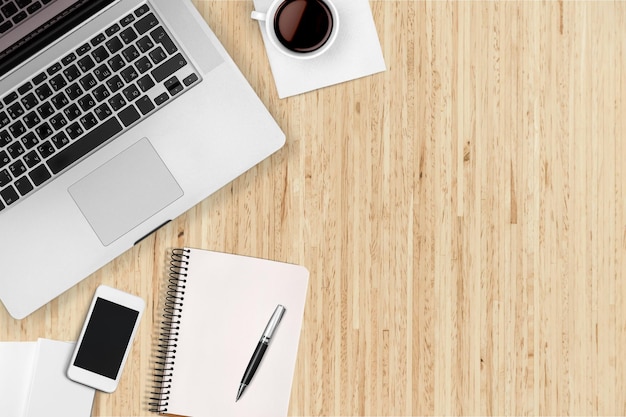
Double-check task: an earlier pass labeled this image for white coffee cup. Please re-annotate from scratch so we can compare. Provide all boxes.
[251,0,340,60]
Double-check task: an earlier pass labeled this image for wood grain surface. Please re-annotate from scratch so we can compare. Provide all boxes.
[2,1,625,415]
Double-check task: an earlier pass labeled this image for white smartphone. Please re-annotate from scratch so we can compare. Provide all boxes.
[67,285,145,393]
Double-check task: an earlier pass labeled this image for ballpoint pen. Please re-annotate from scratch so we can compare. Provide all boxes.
[236,304,286,402]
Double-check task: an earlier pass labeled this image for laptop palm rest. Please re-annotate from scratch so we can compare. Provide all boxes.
[68,138,183,246]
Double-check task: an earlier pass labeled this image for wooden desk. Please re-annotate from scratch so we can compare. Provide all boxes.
[2,1,625,415]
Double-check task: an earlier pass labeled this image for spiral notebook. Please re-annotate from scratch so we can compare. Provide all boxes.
[150,248,309,417]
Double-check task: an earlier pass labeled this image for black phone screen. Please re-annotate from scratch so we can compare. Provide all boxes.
[73,297,139,379]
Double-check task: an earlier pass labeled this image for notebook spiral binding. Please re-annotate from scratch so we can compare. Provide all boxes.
[148,248,190,413]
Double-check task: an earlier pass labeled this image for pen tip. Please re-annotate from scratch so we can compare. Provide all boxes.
[236,384,245,402]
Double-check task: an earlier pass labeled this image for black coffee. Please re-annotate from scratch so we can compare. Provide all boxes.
[274,0,333,53]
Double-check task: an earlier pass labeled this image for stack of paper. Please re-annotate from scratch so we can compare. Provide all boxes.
[0,338,95,417]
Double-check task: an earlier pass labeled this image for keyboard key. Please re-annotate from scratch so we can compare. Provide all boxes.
[0,130,11,147]
[35,122,53,140]
[79,73,97,91]
[0,169,11,187]
[35,84,53,101]
[93,64,112,82]
[150,27,177,54]
[136,35,154,53]
[7,102,24,119]
[17,82,33,95]
[49,74,67,91]
[164,76,183,96]
[136,74,155,92]
[29,164,52,186]
[93,85,110,102]
[0,150,8,168]
[51,132,69,149]
[47,117,123,174]
[12,11,28,24]
[66,122,84,139]
[90,33,106,46]
[9,160,26,177]
[149,46,167,64]
[26,2,42,14]
[105,36,124,54]
[2,91,18,106]
[134,13,159,35]
[0,185,19,206]
[122,84,140,102]
[106,75,124,93]
[118,105,140,127]
[136,95,155,115]
[8,120,26,138]
[62,52,77,65]
[119,27,138,44]
[120,66,138,83]
[76,43,91,56]
[120,13,135,27]
[32,72,47,85]
[105,23,120,37]
[151,53,187,83]
[36,102,55,119]
[121,45,139,63]
[77,55,95,72]
[51,92,69,110]
[94,103,112,121]
[46,62,62,75]
[21,93,39,110]
[23,150,41,168]
[63,103,81,121]
[63,64,81,82]
[1,3,18,19]
[14,176,33,196]
[80,112,98,131]
[50,113,67,130]
[65,83,83,100]
[0,18,14,34]
[0,111,9,128]
[154,92,168,106]
[135,56,152,73]
[134,4,150,17]
[37,141,55,159]
[183,73,199,86]
[7,141,24,159]
[23,111,41,128]
[108,93,126,111]
[92,45,109,63]
[20,132,39,149]
[108,54,126,72]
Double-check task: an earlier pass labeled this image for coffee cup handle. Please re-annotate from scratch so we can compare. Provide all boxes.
[250,10,267,21]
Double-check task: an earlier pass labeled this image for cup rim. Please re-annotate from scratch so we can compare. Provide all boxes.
[260,0,340,60]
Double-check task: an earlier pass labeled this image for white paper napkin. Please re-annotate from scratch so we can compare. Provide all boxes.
[252,0,386,98]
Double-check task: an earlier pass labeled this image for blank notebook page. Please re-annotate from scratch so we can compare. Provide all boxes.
[166,248,309,417]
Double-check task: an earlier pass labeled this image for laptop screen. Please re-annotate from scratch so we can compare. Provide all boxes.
[0,0,117,77]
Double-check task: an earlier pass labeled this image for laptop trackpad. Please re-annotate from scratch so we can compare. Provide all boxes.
[68,138,183,246]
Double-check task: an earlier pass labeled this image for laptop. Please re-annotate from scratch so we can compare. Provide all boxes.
[0,0,285,319]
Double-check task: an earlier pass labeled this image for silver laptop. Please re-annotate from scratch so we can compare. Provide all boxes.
[0,0,285,319]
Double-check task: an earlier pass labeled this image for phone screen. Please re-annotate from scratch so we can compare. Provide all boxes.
[73,297,139,379]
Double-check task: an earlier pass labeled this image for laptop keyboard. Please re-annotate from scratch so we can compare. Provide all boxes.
[0,3,200,212]
[0,0,54,35]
